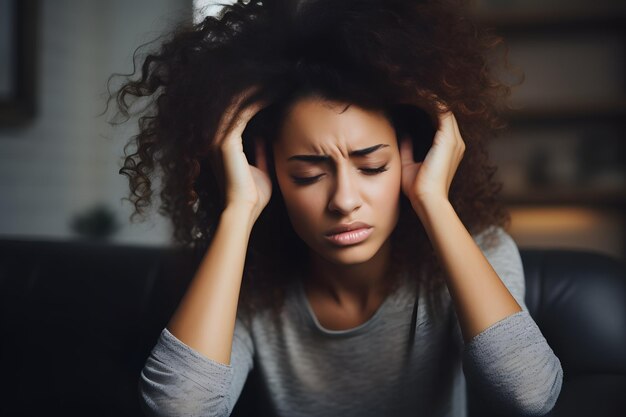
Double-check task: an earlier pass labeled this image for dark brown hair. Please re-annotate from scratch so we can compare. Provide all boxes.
[109,0,521,325]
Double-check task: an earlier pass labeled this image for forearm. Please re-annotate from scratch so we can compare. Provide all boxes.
[166,204,256,365]
[412,197,522,344]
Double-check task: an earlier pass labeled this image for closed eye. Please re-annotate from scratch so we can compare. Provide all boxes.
[291,165,389,185]
[360,165,389,175]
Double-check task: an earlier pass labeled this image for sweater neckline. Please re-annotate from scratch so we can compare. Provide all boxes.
[295,275,396,337]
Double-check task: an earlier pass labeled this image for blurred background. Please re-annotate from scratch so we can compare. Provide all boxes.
[0,0,624,261]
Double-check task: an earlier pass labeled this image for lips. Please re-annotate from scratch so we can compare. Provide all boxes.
[325,221,372,236]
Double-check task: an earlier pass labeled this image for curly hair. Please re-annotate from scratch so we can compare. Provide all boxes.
[109,0,522,325]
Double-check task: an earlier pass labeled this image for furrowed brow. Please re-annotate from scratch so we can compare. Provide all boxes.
[287,144,390,162]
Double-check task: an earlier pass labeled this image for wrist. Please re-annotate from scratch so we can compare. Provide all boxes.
[411,193,449,211]
[411,195,451,219]
[222,204,258,231]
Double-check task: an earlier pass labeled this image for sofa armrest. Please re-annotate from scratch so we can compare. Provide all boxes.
[544,374,626,417]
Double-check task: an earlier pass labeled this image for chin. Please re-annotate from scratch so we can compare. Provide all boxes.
[311,240,382,266]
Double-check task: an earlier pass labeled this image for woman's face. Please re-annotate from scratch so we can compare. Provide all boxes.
[273,97,402,266]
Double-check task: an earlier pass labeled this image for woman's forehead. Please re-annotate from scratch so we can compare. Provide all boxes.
[275,98,396,153]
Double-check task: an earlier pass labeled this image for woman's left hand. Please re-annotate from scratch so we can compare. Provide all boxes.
[399,109,466,208]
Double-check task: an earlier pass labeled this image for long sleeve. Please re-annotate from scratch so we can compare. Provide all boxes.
[138,316,255,417]
[451,226,563,416]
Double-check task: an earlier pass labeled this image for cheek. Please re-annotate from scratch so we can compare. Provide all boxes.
[369,166,402,204]
[365,167,402,230]
[285,189,323,220]
[276,176,324,236]
[285,194,324,246]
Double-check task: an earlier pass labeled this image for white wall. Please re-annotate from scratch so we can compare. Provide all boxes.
[0,0,193,246]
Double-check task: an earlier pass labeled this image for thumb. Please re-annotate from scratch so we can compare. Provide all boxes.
[254,137,269,174]
[399,135,414,166]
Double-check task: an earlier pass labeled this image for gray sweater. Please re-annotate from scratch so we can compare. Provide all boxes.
[138,226,563,416]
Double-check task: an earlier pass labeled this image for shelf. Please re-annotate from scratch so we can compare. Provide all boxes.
[470,2,626,260]
[502,101,626,125]
[471,9,626,34]
[501,188,626,208]
[507,206,625,261]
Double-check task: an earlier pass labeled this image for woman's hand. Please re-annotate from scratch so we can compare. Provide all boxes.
[210,86,272,222]
[399,108,466,209]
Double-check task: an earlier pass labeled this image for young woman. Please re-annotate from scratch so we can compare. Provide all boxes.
[112,0,563,415]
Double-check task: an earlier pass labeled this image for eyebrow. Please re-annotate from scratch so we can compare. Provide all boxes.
[287,144,390,162]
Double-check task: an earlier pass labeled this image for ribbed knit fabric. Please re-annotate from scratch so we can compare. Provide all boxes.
[139,226,563,417]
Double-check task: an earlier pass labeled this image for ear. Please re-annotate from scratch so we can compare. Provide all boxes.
[390,104,436,162]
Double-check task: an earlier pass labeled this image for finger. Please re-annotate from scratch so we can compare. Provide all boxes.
[222,100,267,148]
[219,102,266,154]
[228,102,266,141]
[231,86,264,122]
[445,112,465,155]
[216,86,265,144]
[216,97,244,142]
[399,134,415,165]
[433,99,449,113]
[227,102,262,140]
[450,112,465,147]
[437,110,455,136]
[227,85,263,121]
[255,138,269,174]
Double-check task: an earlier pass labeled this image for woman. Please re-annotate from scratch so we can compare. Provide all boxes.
[112,0,563,415]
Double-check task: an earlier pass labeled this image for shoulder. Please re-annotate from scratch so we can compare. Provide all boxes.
[472,225,512,251]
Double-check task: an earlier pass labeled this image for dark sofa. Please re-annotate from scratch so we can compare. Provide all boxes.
[0,238,624,417]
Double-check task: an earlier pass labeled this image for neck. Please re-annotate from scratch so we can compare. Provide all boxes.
[304,238,394,310]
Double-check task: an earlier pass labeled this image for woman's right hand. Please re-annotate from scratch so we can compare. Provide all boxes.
[211,86,272,223]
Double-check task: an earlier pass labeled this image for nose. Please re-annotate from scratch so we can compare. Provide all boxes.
[327,165,363,214]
